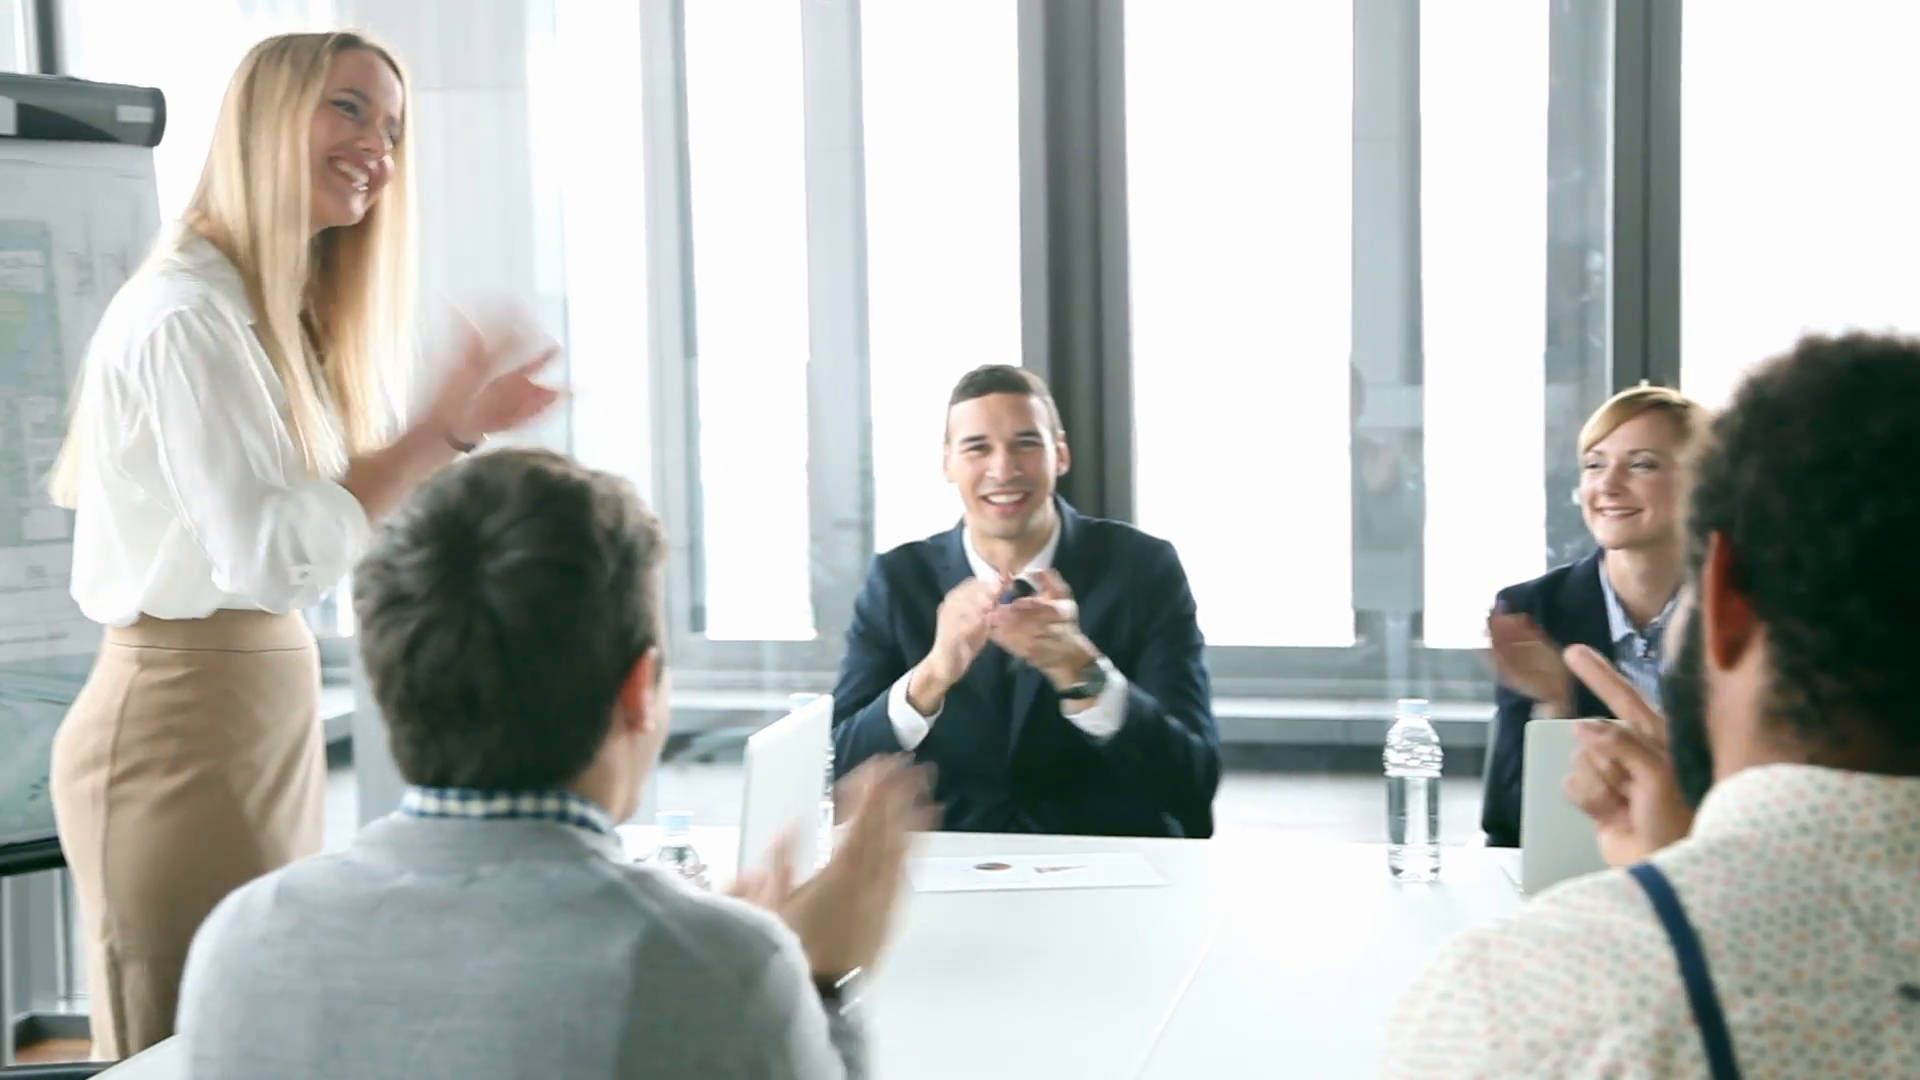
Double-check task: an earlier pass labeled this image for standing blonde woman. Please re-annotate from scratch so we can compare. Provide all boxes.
[46,31,558,1058]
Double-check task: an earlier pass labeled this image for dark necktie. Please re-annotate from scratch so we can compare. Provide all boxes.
[977,642,1017,720]
[992,578,1036,720]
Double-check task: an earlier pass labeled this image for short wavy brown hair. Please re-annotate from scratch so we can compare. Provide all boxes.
[354,449,666,789]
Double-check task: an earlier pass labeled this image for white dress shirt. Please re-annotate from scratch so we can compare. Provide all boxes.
[66,230,371,626]
[886,520,1129,749]
[1385,764,1920,1078]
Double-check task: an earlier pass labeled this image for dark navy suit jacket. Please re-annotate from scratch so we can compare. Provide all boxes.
[831,500,1219,838]
[1482,549,1616,847]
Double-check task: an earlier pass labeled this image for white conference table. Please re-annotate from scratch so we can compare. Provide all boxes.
[100,829,1522,1079]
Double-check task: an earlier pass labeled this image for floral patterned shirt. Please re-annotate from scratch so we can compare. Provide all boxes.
[1384,764,1920,1078]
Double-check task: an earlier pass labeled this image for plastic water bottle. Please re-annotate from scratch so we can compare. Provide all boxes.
[1385,698,1443,882]
[818,745,837,871]
[652,810,709,889]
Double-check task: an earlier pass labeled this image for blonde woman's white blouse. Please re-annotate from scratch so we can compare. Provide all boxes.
[67,231,371,626]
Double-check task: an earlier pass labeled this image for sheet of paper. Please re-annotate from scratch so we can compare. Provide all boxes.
[909,851,1166,893]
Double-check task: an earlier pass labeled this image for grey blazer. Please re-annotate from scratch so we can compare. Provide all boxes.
[177,814,865,1079]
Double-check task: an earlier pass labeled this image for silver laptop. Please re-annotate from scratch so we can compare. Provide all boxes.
[1517,718,1609,894]
[738,693,833,882]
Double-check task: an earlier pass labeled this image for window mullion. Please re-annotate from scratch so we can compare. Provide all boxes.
[798,0,875,647]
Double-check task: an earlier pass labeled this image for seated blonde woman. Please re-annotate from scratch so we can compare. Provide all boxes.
[1480,385,1708,847]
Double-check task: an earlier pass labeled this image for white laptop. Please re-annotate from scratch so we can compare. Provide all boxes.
[1517,718,1609,894]
[738,693,833,882]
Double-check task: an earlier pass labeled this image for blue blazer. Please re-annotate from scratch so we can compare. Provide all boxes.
[831,500,1219,838]
[1482,549,1616,847]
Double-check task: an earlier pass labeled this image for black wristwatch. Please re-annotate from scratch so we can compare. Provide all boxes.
[1057,656,1111,700]
[814,968,864,1014]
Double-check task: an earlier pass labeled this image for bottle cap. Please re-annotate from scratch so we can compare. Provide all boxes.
[657,810,694,834]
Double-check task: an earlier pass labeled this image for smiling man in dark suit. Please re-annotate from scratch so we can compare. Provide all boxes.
[831,365,1219,837]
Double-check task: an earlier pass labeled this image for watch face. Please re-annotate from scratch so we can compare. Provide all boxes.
[1061,658,1107,699]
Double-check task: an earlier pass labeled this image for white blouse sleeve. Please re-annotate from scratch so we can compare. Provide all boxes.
[129,306,372,611]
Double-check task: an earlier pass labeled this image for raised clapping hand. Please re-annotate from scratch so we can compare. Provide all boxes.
[1487,611,1576,718]
[906,577,1003,715]
[1560,644,1696,866]
[342,311,563,521]
[426,311,563,447]
[729,755,939,978]
[988,570,1097,691]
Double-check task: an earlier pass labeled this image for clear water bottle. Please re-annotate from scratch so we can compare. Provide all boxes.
[1385,698,1443,882]
[818,746,837,871]
[652,810,709,889]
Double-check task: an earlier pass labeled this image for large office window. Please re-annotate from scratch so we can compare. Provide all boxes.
[1419,1,1549,648]
[532,0,651,497]
[46,2,1623,719]
[1,0,26,71]
[616,2,1620,724]
[1118,1,1605,705]
[681,1,815,642]
[1125,2,1355,649]
[862,1,1021,555]
[1681,2,1920,408]
[641,1,1018,688]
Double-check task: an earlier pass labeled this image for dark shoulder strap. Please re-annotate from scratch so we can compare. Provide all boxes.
[1628,862,1744,1080]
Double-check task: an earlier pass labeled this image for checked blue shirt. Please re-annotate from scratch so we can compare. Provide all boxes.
[398,786,616,838]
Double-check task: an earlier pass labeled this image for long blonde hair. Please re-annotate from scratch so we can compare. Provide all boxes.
[48,31,415,507]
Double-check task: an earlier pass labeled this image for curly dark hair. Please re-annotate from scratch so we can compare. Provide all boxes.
[353,448,667,790]
[1686,333,1920,756]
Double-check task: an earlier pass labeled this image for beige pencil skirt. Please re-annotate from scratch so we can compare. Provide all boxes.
[49,609,325,1060]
